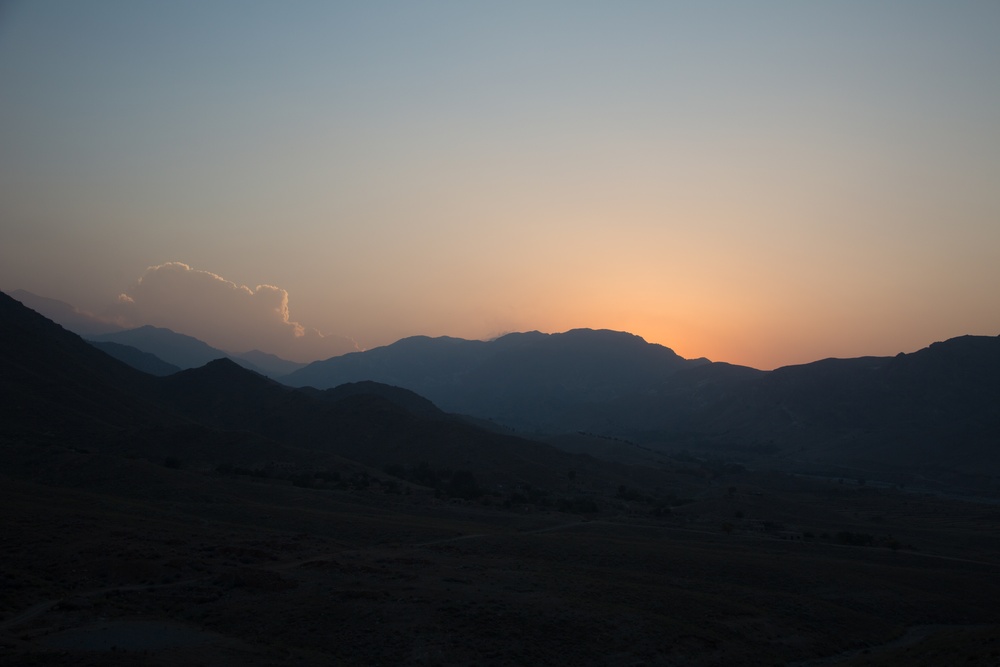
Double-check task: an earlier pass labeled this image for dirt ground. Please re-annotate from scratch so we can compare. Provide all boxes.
[3,461,1000,666]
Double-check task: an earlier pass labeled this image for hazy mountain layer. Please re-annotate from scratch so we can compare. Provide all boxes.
[89,340,182,376]
[87,324,310,379]
[87,325,242,370]
[284,322,1000,486]
[235,349,307,376]
[9,289,122,336]
[284,329,709,430]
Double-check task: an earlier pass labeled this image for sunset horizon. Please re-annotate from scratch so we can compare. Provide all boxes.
[3,2,998,371]
[6,261,995,372]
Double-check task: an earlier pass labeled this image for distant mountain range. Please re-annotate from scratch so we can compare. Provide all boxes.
[87,324,304,378]
[236,348,307,376]
[89,340,182,376]
[87,325,261,372]
[8,289,122,336]
[284,329,710,431]
[9,290,306,377]
[592,339,1000,482]
[87,325,305,377]
[1,290,651,495]
[6,289,998,492]
[282,324,1000,486]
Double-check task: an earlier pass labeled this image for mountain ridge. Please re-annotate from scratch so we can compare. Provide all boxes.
[8,289,122,337]
[1,290,659,495]
[280,320,1000,485]
[283,328,709,430]
[89,340,182,376]
[87,325,239,370]
[7,289,998,487]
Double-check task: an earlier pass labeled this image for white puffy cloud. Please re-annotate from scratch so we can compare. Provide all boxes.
[111,262,357,362]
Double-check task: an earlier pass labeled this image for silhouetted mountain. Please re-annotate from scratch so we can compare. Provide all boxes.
[284,328,709,431]
[603,337,1000,483]
[308,381,444,419]
[5,287,998,493]
[288,334,490,393]
[0,291,168,441]
[9,289,122,336]
[1,292,294,460]
[151,358,642,491]
[87,325,268,374]
[0,295,366,469]
[235,349,306,377]
[9,291,294,377]
[153,358,298,428]
[284,322,1000,485]
[567,360,767,438]
[2,291,653,495]
[89,341,181,376]
[87,325,231,369]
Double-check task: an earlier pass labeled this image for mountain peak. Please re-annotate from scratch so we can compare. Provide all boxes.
[283,326,707,431]
[203,357,246,370]
[160,356,283,401]
[185,357,270,382]
[88,326,231,370]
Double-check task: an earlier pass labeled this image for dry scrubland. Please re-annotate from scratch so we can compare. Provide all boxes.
[3,445,999,666]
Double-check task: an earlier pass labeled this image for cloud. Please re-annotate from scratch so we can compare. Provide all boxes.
[111,262,357,362]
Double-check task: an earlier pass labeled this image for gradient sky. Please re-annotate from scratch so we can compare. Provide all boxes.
[2,1,998,368]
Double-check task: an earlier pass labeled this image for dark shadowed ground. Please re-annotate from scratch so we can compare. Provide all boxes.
[3,448,999,666]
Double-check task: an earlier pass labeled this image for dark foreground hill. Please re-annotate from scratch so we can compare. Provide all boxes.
[1,291,165,440]
[3,291,1000,666]
[150,358,667,495]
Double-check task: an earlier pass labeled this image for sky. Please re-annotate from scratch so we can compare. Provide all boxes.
[1,1,998,368]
